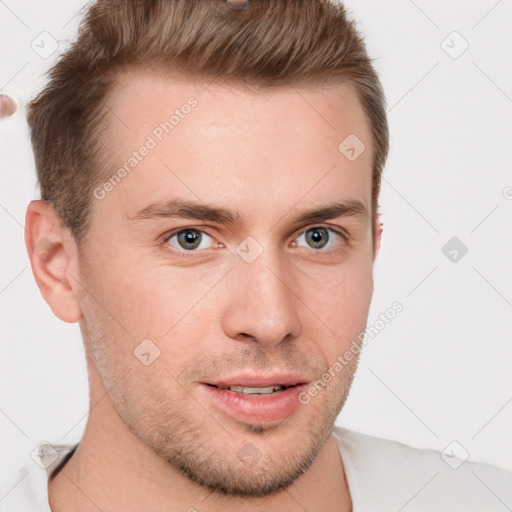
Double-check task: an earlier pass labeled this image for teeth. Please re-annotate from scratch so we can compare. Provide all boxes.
[228,385,285,394]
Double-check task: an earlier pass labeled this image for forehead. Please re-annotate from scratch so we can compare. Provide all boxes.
[99,70,373,221]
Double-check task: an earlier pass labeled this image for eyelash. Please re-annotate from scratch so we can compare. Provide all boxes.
[160,225,350,257]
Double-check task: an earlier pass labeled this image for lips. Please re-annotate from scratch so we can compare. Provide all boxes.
[199,372,310,424]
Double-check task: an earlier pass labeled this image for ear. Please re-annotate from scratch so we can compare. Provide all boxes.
[24,200,83,323]
[373,211,383,261]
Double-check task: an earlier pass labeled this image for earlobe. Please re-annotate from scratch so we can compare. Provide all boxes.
[24,200,83,323]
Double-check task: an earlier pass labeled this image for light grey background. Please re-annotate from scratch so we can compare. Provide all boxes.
[1,0,511,496]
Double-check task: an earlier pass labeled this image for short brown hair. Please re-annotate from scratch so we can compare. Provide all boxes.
[27,0,389,244]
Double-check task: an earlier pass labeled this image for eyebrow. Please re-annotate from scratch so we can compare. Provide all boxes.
[129,197,368,226]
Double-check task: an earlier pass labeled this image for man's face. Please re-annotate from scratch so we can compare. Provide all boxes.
[77,71,377,496]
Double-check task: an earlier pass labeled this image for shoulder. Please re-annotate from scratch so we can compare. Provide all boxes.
[0,442,78,511]
[332,426,512,512]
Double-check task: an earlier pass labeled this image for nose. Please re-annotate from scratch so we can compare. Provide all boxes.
[221,250,303,348]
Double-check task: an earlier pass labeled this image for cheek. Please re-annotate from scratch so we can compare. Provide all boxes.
[85,250,208,336]
[85,261,228,377]
[297,256,374,362]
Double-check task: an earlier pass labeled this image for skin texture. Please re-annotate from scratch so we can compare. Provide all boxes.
[25,70,382,511]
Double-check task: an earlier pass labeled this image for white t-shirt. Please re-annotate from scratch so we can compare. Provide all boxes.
[3,427,512,511]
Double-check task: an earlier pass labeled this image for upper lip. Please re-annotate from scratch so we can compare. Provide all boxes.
[204,372,310,388]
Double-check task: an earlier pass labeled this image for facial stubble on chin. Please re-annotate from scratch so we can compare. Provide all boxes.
[151,364,357,498]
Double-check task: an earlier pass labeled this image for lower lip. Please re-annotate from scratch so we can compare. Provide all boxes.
[199,384,307,424]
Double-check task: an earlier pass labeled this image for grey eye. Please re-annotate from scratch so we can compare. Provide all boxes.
[295,227,343,251]
[177,229,203,250]
[167,229,215,252]
[304,228,329,249]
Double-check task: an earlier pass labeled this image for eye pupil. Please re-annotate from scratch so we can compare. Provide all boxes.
[178,229,202,250]
[306,228,329,249]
